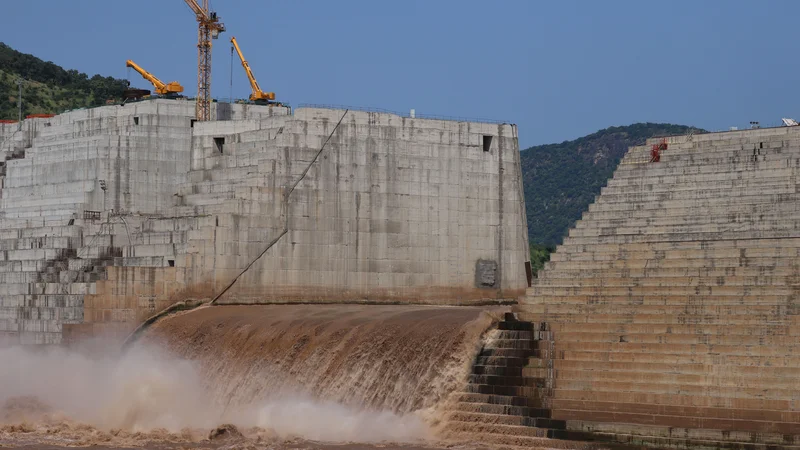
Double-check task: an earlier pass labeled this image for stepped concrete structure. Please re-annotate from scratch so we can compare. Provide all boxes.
[497,128,800,448]
[10,94,800,449]
[0,99,529,345]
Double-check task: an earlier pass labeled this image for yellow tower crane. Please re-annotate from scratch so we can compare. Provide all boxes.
[125,60,184,95]
[230,37,275,103]
[183,0,225,121]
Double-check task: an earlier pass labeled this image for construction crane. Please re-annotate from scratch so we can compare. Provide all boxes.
[125,60,184,95]
[184,0,225,121]
[230,37,276,103]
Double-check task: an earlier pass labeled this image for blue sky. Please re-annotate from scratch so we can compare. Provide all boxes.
[2,1,799,148]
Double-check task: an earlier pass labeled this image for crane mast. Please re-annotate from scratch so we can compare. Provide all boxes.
[125,60,184,95]
[184,0,225,121]
[230,37,275,102]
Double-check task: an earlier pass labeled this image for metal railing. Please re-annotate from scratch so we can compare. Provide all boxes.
[296,103,512,125]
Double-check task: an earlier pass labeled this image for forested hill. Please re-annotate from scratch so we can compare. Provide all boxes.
[0,42,128,119]
[521,123,705,247]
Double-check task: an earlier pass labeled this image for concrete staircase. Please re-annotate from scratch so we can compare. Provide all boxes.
[445,313,595,448]
[517,128,800,448]
[0,218,125,344]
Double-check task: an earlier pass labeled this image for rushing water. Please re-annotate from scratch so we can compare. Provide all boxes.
[0,304,499,449]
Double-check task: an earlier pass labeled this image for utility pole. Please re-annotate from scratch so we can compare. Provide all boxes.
[16,78,23,131]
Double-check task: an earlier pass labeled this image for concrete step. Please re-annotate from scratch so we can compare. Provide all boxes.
[574,209,800,230]
[607,163,800,187]
[610,156,800,179]
[553,367,800,389]
[474,355,532,368]
[534,275,800,288]
[444,421,560,439]
[552,379,797,401]
[557,408,800,436]
[581,201,800,222]
[0,236,78,251]
[547,330,800,347]
[517,311,796,327]
[556,348,800,368]
[466,375,546,388]
[538,267,800,280]
[602,172,800,196]
[543,255,800,271]
[472,365,525,377]
[563,229,800,245]
[442,430,586,449]
[0,306,83,321]
[484,338,534,350]
[0,282,96,296]
[528,284,795,296]
[556,400,800,429]
[456,392,547,409]
[0,294,84,308]
[452,401,553,418]
[587,192,800,213]
[0,225,81,240]
[545,322,800,337]
[567,219,800,239]
[447,411,565,429]
[547,340,800,358]
[552,358,800,378]
[478,347,538,359]
[549,247,800,263]
[521,303,798,318]
[572,428,800,450]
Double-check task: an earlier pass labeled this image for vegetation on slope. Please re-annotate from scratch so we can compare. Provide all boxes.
[529,243,555,276]
[0,42,128,119]
[521,123,706,254]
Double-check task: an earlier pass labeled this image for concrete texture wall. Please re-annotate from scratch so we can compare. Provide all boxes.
[0,100,528,344]
[175,107,529,305]
[517,126,800,448]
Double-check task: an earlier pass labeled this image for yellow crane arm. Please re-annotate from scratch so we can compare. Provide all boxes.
[230,37,275,102]
[184,0,224,32]
[183,0,207,20]
[125,60,184,95]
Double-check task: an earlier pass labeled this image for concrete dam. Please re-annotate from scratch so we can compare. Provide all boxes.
[1,99,799,449]
[0,100,528,344]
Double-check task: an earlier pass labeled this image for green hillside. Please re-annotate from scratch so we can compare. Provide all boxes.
[521,123,705,271]
[0,42,128,119]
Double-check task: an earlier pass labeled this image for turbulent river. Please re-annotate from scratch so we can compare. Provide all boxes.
[0,305,500,449]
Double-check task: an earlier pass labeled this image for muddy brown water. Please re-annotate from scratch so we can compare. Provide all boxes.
[141,305,497,415]
[1,305,505,449]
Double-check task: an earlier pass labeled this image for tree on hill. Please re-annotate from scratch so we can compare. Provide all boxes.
[0,42,128,119]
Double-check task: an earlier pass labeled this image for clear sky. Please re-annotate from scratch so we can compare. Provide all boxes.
[2,1,799,148]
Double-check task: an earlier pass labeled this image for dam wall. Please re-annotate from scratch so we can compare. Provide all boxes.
[0,100,528,344]
[515,127,800,448]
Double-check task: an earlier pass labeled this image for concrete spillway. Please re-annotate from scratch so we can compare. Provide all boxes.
[138,305,493,416]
